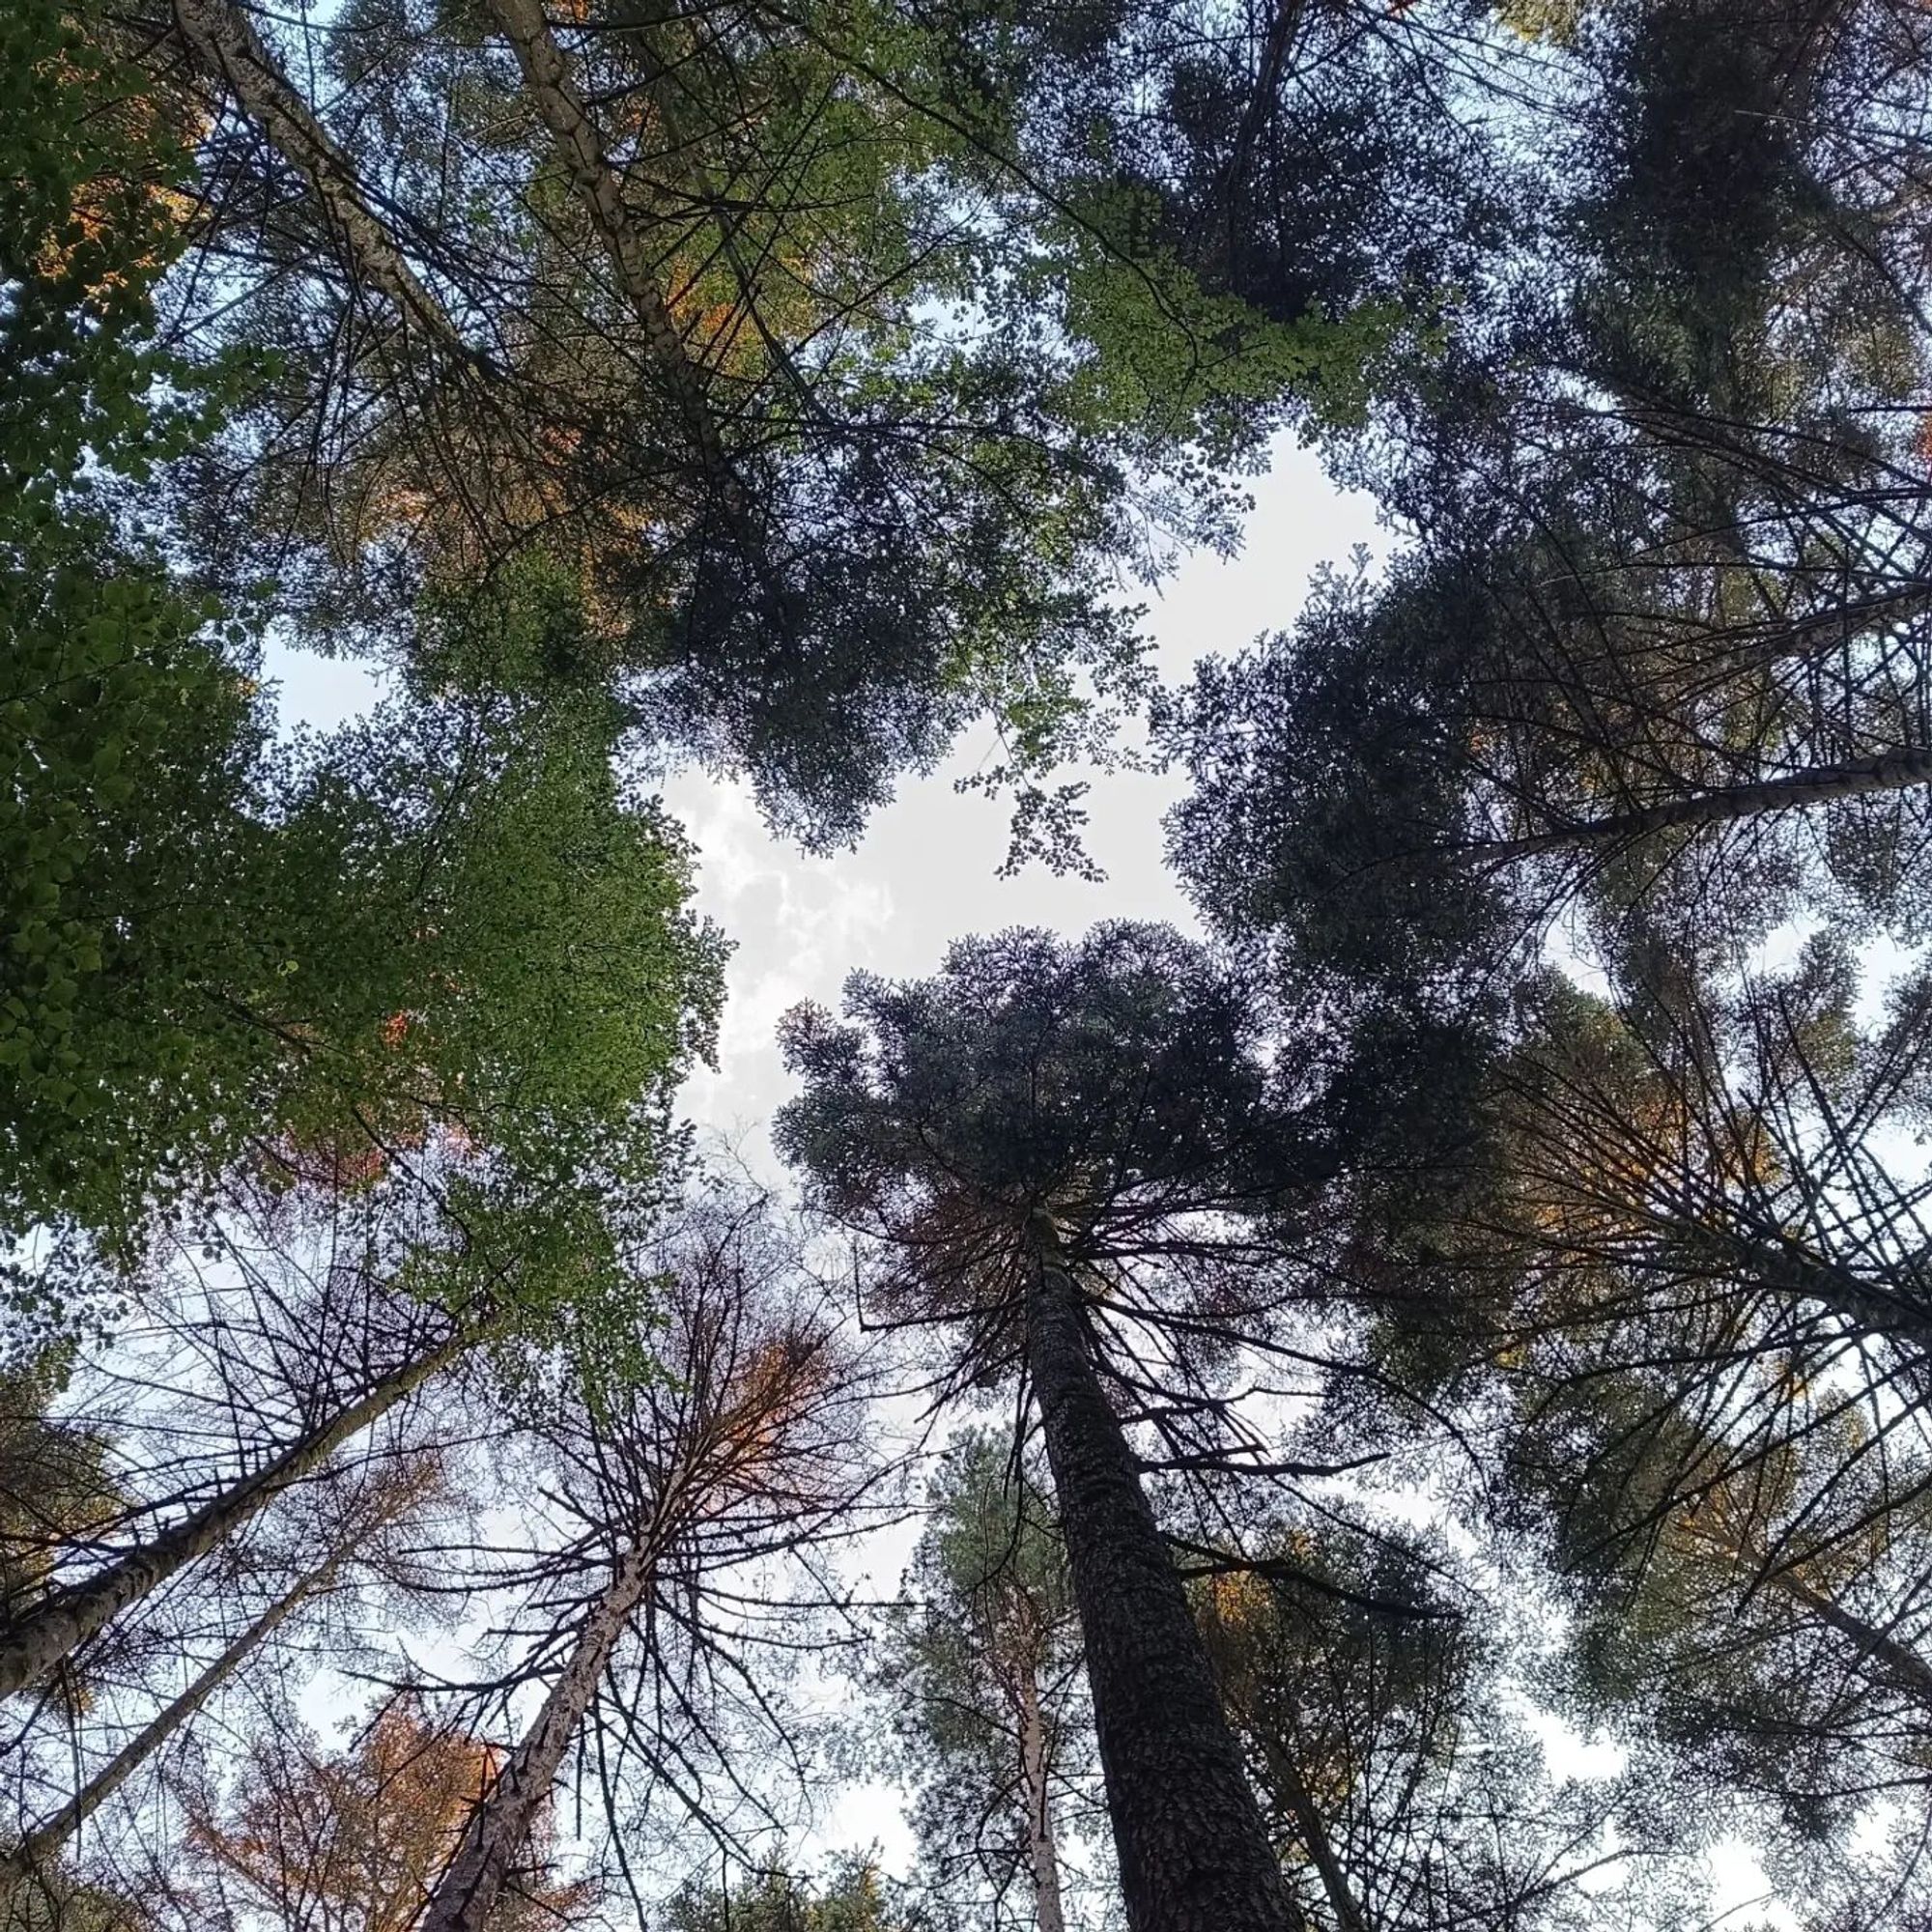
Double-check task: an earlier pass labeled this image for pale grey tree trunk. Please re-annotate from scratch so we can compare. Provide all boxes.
[1261,1732,1367,1932]
[0,1331,465,1699]
[1471,748,1932,866]
[169,0,474,352]
[478,0,749,529]
[1015,1659,1067,1932]
[0,1558,334,1883]
[418,1545,653,1932]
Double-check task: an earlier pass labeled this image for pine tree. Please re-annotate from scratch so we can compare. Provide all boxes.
[420,1188,882,1932]
[874,1430,1091,1932]
[780,923,1309,1932]
[665,1856,923,1932]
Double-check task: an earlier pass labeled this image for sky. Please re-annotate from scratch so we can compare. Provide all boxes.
[266,440,1389,1175]
[655,446,1385,1172]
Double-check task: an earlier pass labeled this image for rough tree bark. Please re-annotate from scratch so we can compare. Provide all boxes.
[1021,1243,1300,1932]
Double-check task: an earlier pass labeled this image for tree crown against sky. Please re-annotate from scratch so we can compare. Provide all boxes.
[1168,0,1932,999]
[772,921,1370,1454]
[136,0,1476,855]
[775,922,1297,1249]
[665,1857,926,1932]
[11,0,1932,1928]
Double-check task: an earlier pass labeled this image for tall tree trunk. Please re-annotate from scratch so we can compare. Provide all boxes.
[1021,1249,1300,1932]
[1772,1570,1932,1707]
[1688,1520,1932,1712]
[0,1559,334,1883]
[1258,1733,1368,1932]
[0,1331,466,1700]
[1014,1659,1067,1932]
[1468,747,1932,867]
[478,0,751,532]
[1663,1213,1932,1365]
[418,1545,653,1932]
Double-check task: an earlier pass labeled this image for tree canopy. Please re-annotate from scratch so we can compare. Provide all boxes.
[8,1,1932,1928]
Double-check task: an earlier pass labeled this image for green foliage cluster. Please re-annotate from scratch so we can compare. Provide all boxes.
[666,1859,923,1932]
[872,1432,1089,1918]
[2,0,265,1261]
[0,15,724,1302]
[156,0,1455,861]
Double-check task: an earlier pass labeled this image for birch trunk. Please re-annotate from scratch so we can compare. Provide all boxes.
[478,0,750,529]
[1015,1660,1067,1932]
[168,0,478,357]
